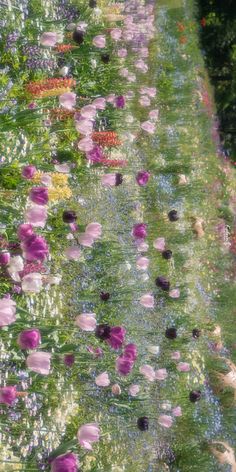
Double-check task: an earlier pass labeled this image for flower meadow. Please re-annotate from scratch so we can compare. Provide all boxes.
[0,0,236,470]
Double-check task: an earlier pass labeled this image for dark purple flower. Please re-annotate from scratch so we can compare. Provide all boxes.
[95,324,111,340]
[155,276,170,291]
[115,173,123,186]
[192,328,201,338]
[73,30,84,45]
[136,170,150,186]
[132,223,147,239]
[189,390,201,403]
[51,452,79,472]
[165,327,177,339]
[0,386,17,405]
[22,165,36,180]
[22,234,49,261]
[63,211,77,223]
[28,102,37,110]
[107,326,126,350]
[30,187,48,205]
[137,416,149,431]
[162,250,172,260]
[64,354,75,367]
[100,291,110,301]
[0,252,10,265]
[116,355,134,376]
[115,95,126,109]
[17,224,34,241]
[124,343,138,361]
[168,210,179,222]
[18,328,41,349]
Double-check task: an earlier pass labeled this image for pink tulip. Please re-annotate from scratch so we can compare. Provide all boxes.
[78,233,94,247]
[110,28,122,41]
[92,97,106,110]
[139,96,150,107]
[85,222,102,239]
[40,32,59,47]
[54,163,70,173]
[171,351,181,360]
[21,273,43,293]
[128,384,140,396]
[136,256,149,270]
[117,48,127,58]
[140,294,154,308]
[139,47,149,57]
[80,105,97,119]
[25,205,47,228]
[95,372,110,387]
[111,384,121,395]
[75,313,96,331]
[136,240,149,252]
[78,137,94,152]
[153,237,165,251]
[59,92,76,110]
[155,368,168,380]
[65,246,81,261]
[135,59,148,72]
[101,174,116,187]
[77,423,100,450]
[119,68,129,78]
[158,415,173,428]
[92,35,106,48]
[127,73,136,83]
[149,109,159,121]
[169,289,180,299]
[172,406,182,417]
[75,119,94,135]
[106,94,116,104]
[177,362,190,372]
[139,364,155,382]
[26,351,51,375]
[0,298,16,327]
[141,121,155,134]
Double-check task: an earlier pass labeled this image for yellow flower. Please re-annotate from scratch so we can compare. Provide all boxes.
[48,186,72,201]
[51,173,68,187]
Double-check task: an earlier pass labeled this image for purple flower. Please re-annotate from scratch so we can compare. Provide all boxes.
[132,223,147,239]
[107,326,126,350]
[51,452,79,472]
[22,165,36,180]
[64,354,75,367]
[136,170,150,186]
[17,224,34,241]
[22,234,49,261]
[0,386,17,405]
[30,187,49,205]
[115,95,126,109]
[18,328,41,349]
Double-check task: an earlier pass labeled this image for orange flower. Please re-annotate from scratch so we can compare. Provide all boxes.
[49,108,78,121]
[177,22,185,32]
[92,131,122,147]
[179,36,187,44]
[26,78,76,97]
[54,44,76,53]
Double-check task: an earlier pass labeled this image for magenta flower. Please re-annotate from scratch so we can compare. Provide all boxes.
[0,386,17,405]
[136,170,150,186]
[17,224,34,241]
[18,329,41,350]
[0,252,10,265]
[22,234,48,261]
[77,423,100,450]
[30,187,49,206]
[116,355,134,376]
[51,452,79,472]
[124,343,138,361]
[132,223,147,239]
[115,96,126,109]
[22,165,36,180]
[86,145,104,163]
[107,326,126,350]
